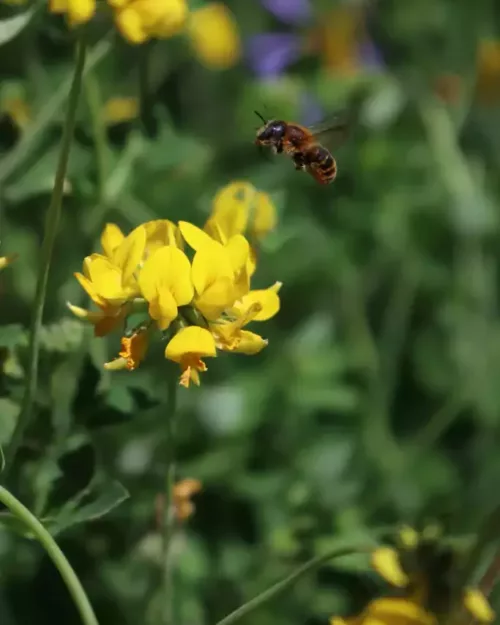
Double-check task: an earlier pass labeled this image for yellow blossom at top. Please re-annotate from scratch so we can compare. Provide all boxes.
[205,181,277,244]
[49,0,95,25]
[187,3,241,70]
[109,0,188,44]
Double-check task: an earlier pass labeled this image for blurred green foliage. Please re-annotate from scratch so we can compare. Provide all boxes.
[1,0,500,624]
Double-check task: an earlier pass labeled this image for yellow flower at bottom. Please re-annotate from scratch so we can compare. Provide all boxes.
[331,597,436,625]
[110,0,188,44]
[49,0,95,25]
[187,3,241,70]
[165,326,216,387]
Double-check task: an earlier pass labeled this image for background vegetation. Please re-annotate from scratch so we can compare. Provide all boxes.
[1,0,500,624]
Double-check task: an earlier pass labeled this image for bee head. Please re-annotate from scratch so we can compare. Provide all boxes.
[254,115,287,146]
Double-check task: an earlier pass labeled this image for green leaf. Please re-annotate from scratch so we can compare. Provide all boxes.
[0,8,34,47]
[0,444,4,473]
[49,479,129,536]
[0,324,28,349]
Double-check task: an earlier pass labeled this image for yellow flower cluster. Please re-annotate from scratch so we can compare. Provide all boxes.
[49,0,241,67]
[68,182,279,387]
[332,527,494,625]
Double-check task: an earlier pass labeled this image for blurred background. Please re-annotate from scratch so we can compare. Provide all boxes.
[1,0,500,623]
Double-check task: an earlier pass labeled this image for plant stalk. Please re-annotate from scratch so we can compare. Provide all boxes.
[3,35,88,479]
[0,485,98,625]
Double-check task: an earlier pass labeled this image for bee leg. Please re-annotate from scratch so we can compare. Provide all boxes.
[292,152,306,171]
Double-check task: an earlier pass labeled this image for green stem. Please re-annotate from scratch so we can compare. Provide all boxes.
[0,485,98,625]
[162,372,178,625]
[3,36,88,478]
[213,540,376,625]
[84,70,109,206]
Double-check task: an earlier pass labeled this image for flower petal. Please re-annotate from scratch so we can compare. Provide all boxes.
[179,221,214,251]
[165,326,217,362]
[226,234,249,273]
[191,241,233,296]
[463,589,494,623]
[234,282,281,321]
[112,224,146,283]
[210,181,253,238]
[371,547,409,588]
[101,223,125,258]
[252,192,277,239]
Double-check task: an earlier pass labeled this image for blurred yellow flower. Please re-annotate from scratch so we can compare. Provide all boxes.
[49,0,95,25]
[476,39,500,105]
[109,0,188,44]
[370,528,494,624]
[310,6,361,75]
[331,597,435,625]
[206,181,277,243]
[173,478,202,521]
[187,3,241,70]
[103,97,139,124]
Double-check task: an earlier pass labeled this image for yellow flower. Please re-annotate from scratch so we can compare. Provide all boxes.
[70,226,146,336]
[331,597,435,625]
[103,97,139,125]
[180,221,250,318]
[138,245,193,330]
[100,220,182,267]
[49,0,95,25]
[75,225,145,308]
[212,282,281,354]
[165,326,217,387]
[187,3,241,70]
[205,181,277,243]
[110,0,188,44]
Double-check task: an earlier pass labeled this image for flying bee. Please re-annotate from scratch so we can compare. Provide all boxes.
[254,112,348,185]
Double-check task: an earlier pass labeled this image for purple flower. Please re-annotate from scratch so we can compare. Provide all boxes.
[246,33,302,79]
[260,0,312,25]
[359,39,385,70]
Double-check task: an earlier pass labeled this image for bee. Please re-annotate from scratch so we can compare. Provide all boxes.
[254,111,348,185]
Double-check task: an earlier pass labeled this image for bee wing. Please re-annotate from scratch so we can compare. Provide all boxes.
[307,112,350,149]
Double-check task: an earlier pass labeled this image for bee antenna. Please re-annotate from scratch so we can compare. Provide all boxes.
[254,110,267,124]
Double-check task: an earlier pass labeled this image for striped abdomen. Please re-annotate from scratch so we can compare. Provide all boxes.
[304,144,337,185]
